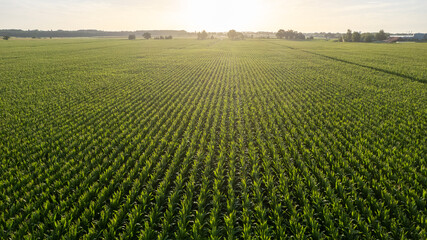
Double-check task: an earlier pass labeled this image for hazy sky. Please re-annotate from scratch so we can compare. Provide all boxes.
[0,0,426,33]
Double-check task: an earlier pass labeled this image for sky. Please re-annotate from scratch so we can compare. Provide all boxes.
[0,0,426,33]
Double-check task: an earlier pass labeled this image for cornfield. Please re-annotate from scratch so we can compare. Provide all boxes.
[1,39,426,239]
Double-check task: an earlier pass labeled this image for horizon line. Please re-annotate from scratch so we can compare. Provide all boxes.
[1,28,426,34]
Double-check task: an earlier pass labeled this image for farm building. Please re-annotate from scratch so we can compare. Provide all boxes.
[387,33,427,42]
[414,33,427,40]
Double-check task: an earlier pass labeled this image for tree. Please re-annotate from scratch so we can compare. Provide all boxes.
[143,32,151,39]
[361,33,374,42]
[375,29,387,41]
[285,30,296,39]
[197,30,208,40]
[277,30,305,40]
[352,31,361,42]
[276,29,285,39]
[297,32,305,40]
[344,29,352,42]
[227,30,238,40]
[3,36,10,40]
[128,34,136,40]
[227,30,245,40]
[283,30,294,39]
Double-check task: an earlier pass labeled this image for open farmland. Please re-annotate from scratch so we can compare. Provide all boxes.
[1,39,427,239]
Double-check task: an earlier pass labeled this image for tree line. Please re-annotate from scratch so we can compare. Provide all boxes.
[196,30,245,40]
[276,29,306,40]
[341,29,388,42]
[128,32,172,40]
[0,29,190,38]
[197,30,210,40]
[227,30,245,40]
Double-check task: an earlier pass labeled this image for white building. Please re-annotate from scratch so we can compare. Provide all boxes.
[389,33,427,41]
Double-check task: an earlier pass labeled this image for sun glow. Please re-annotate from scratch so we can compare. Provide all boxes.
[185,0,265,32]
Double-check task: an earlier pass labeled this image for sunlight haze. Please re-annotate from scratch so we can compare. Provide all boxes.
[0,0,426,32]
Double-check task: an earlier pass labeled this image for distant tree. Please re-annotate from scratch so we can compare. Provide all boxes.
[201,30,208,40]
[284,30,294,39]
[352,31,361,42]
[276,29,285,39]
[160,36,164,40]
[297,32,305,40]
[277,30,305,40]
[375,29,388,41]
[143,32,151,39]
[227,30,238,40]
[128,34,136,40]
[361,33,375,42]
[227,30,245,40]
[165,35,173,39]
[211,35,214,39]
[287,30,296,39]
[3,36,10,40]
[344,29,352,42]
[197,30,208,40]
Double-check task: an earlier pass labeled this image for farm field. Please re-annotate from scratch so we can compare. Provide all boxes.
[1,38,427,239]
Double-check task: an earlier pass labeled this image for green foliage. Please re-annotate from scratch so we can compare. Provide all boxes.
[142,32,151,39]
[352,31,361,42]
[0,38,426,239]
[361,33,375,42]
[276,29,285,39]
[276,29,305,40]
[197,30,208,40]
[342,29,388,42]
[344,29,353,42]
[376,29,388,41]
[227,29,244,40]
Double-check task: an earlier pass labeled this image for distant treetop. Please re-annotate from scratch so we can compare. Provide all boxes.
[276,29,305,40]
[197,30,208,40]
[227,30,244,40]
[143,32,151,39]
